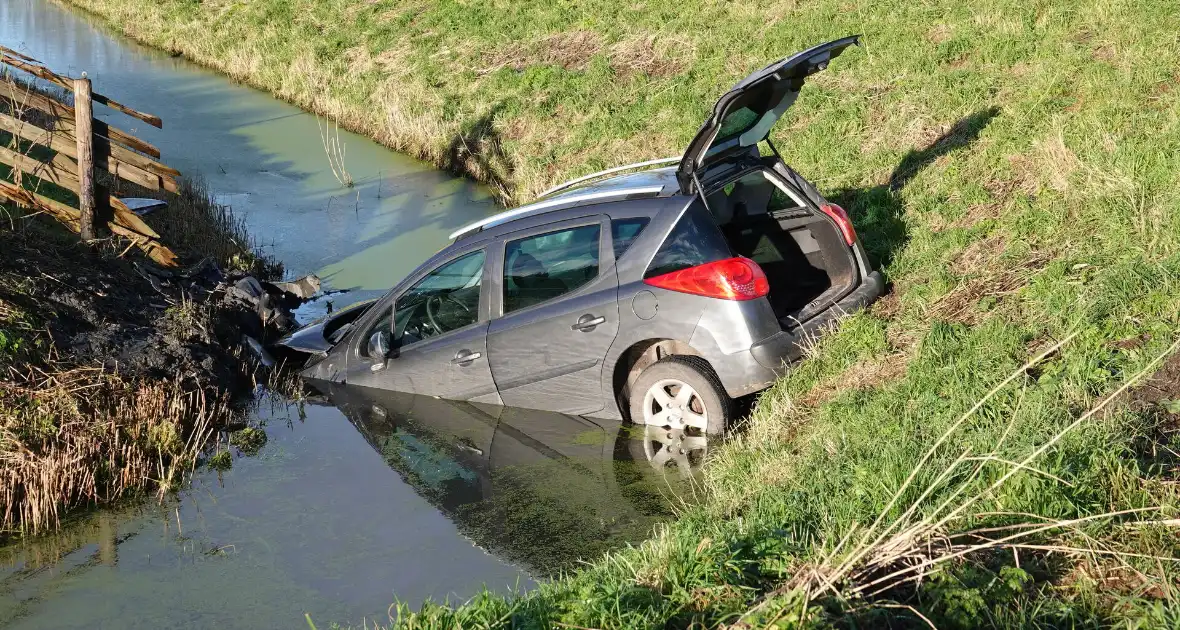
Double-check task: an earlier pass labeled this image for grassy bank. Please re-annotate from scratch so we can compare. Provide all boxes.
[60,0,1180,625]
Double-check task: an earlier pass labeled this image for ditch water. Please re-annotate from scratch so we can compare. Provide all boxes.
[0,2,695,627]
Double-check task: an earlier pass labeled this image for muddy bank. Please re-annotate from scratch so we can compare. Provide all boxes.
[0,194,287,536]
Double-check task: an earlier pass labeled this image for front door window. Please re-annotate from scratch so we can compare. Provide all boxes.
[395,250,485,345]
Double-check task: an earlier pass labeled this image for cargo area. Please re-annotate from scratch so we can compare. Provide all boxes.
[706,170,858,327]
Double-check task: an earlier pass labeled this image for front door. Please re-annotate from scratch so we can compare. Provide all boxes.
[486,217,620,414]
[344,248,500,405]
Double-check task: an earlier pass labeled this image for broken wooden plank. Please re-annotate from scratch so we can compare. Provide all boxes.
[0,45,40,64]
[0,178,179,267]
[0,77,72,119]
[0,89,179,179]
[0,144,81,192]
[60,115,162,160]
[0,112,177,193]
[93,134,178,178]
[55,123,179,179]
[106,222,178,266]
[0,177,81,231]
[0,52,73,91]
[0,79,163,159]
[109,196,162,239]
[91,93,163,129]
[0,51,163,128]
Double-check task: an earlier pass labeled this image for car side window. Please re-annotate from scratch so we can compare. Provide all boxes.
[502,224,601,314]
[611,218,649,258]
[393,250,485,345]
[644,203,732,278]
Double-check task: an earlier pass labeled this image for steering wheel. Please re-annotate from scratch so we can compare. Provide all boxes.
[425,293,470,334]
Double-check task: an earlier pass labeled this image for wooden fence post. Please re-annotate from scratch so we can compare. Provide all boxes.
[73,75,95,241]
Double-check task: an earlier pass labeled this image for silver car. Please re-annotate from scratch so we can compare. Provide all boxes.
[280,36,883,435]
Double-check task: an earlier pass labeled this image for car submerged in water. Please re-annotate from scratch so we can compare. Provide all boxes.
[277,36,883,435]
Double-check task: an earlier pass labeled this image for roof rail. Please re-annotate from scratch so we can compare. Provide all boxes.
[537,156,682,199]
[448,185,664,241]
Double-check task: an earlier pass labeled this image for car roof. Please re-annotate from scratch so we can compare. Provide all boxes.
[549,166,680,200]
[448,166,682,241]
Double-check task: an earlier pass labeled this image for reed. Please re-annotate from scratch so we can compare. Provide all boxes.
[318,114,353,189]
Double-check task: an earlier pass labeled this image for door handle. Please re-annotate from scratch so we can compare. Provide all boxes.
[572,314,606,332]
[451,350,482,365]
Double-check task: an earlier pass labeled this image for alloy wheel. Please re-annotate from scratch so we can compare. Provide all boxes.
[641,378,709,431]
[640,378,710,477]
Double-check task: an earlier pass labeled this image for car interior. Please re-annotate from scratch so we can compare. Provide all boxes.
[706,170,857,326]
[390,251,485,347]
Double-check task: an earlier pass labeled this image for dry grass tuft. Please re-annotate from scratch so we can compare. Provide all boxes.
[950,234,1006,275]
[1033,131,1081,193]
[143,177,282,277]
[871,291,903,320]
[373,45,413,76]
[755,337,1180,617]
[928,249,1050,325]
[926,24,952,44]
[344,45,376,75]
[1092,43,1117,62]
[608,34,695,78]
[318,114,354,188]
[478,31,692,79]
[797,353,911,408]
[928,200,1008,232]
[0,366,223,534]
[479,31,604,74]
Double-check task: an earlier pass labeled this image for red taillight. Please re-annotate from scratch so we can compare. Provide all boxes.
[820,203,857,246]
[644,257,770,301]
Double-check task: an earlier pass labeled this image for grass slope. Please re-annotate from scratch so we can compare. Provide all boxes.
[60,0,1180,626]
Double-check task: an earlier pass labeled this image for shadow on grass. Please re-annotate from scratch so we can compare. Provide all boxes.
[443,103,513,200]
[832,107,1002,270]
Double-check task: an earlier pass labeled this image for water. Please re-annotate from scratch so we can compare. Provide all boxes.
[0,388,691,628]
[0,2,697,627]
[0,0,496,298]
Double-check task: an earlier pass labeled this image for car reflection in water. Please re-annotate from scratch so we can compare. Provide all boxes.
[314,381,710,576]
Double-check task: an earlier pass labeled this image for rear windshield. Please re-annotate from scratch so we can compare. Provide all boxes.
[644,203,731,278]
[716,106,762,142]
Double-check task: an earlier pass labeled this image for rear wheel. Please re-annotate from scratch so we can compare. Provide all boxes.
[629,356,731,438]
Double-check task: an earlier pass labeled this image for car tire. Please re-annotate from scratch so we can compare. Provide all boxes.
[628,355,731,436]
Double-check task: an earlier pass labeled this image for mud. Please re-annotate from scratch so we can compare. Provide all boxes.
[1117,342,1180,480]
[0,226,271,402]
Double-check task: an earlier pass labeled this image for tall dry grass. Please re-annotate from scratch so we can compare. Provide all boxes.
[142,176,283,278]
[751,334,1180,622]
[317,114,354,188]
[0,365,224,534]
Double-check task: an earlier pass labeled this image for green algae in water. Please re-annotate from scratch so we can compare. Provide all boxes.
[231,427,268,455]
[208,450,233,472]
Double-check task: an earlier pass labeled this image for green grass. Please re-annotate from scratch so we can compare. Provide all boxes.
[59,0,1180,626]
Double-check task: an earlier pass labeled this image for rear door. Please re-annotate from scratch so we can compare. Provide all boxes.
[486,215,620,414]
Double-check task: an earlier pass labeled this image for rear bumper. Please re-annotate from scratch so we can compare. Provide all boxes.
[750,270,885,372]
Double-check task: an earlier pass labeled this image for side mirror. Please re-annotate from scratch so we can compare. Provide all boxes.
[367,330,391,359]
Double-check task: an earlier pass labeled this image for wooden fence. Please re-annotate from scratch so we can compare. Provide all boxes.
[0,46,179,266]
